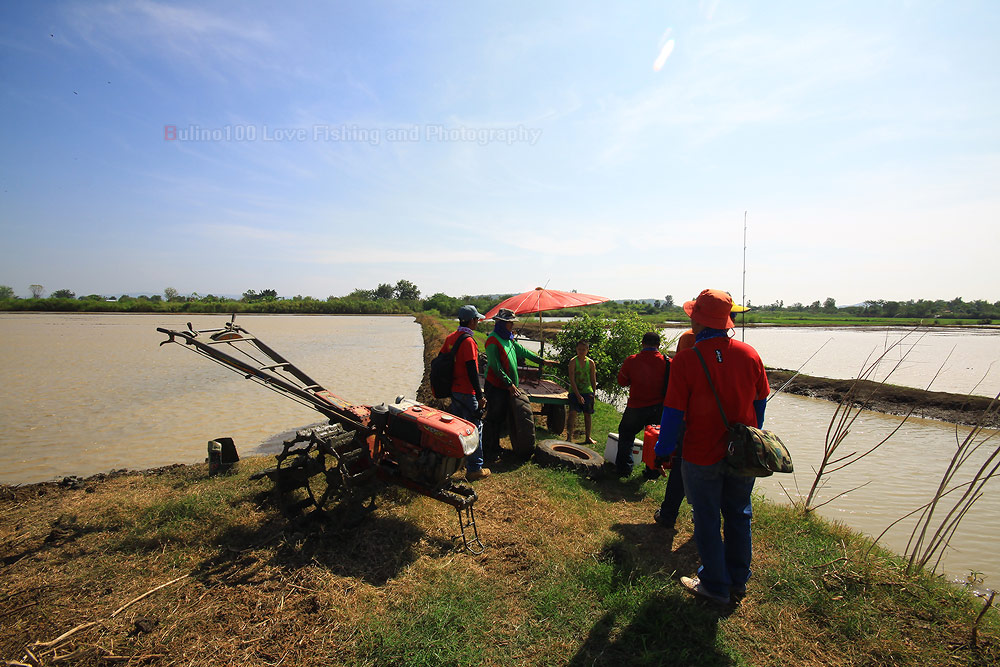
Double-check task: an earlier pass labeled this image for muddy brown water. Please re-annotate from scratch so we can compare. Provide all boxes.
[0,313,422,483]
[1,314,997,591]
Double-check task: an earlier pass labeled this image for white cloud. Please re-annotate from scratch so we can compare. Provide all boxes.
[65,0,277,84]
[595,20,898,163]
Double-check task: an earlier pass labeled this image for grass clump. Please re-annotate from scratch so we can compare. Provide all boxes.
[358,566,493,667]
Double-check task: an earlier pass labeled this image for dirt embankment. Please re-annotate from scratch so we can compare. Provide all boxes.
[413,314,450,410]
[767,369,999,428]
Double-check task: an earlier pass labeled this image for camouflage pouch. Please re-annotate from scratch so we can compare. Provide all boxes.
[725,423,794,477]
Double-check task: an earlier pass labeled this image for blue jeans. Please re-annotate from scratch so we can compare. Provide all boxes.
[681,459,755,597]
[450,392,484,473]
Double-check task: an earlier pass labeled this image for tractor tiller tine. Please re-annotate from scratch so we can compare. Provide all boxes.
[457,505,484,555]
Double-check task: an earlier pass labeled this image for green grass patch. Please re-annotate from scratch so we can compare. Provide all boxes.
[101,468,269,551]
[357,568,493,667]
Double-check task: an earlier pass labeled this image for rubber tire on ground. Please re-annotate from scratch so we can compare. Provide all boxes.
[507,391,536,459]
[534,439,605,478]
[544,404,567,434]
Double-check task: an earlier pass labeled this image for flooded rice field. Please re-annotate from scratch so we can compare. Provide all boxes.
[0,313,422,484]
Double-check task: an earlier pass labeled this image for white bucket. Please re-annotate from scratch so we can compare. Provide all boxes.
[604,432,643,466]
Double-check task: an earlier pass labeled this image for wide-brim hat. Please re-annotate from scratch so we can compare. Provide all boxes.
[683,289,741,329]
[493,308,518,322]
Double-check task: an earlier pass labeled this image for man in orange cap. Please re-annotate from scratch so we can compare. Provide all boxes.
[655,289,770,604]
[675,297,749,354]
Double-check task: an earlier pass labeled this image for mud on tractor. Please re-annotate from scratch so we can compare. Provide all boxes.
[156,316,483,553]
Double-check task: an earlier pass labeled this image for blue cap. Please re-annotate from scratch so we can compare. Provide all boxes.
[457,304,485,321]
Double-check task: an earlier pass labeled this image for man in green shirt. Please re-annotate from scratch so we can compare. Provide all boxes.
[482,308,557,462]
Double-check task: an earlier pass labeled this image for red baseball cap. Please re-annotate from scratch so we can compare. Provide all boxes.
[683,289,740,329]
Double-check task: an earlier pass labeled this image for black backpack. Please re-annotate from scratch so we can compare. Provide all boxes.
[430,332,472,399]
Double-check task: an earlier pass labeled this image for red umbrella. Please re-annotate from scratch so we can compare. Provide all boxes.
[484,287,609,357]
[484,287,609,319]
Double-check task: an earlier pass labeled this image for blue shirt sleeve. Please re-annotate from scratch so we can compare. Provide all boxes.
[754,398,767,429]
[655,407,684,456]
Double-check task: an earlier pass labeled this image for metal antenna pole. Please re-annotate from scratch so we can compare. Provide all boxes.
[742,211,747,341]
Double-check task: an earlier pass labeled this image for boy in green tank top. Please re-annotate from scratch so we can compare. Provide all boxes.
[567,340,597,444]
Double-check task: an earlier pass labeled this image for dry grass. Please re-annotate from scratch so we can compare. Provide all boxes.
[2,451,998,666]
[0,458,664,666]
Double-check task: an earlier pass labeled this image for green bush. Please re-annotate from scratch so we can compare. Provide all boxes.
[551,311,650,403]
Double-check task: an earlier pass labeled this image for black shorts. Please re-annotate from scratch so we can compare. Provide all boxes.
[569,392,595,414]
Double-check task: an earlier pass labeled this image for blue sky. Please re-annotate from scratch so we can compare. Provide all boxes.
[1,1,998,305]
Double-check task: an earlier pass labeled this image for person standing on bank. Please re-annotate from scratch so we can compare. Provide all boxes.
[440,305,490,480]
[483,308,558,463]
[614,332,668,477]
[567,340,598,445]
[655,289,770,604]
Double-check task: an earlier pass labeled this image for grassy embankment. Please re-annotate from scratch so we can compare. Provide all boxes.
[1,316,997,666]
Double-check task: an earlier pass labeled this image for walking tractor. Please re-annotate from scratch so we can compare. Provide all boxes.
[156,316,484,553]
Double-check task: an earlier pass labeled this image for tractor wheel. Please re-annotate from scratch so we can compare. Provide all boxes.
[507,391,536,459]
[534,439,605,478]
[257,423,379,526]
[544,404,567,434]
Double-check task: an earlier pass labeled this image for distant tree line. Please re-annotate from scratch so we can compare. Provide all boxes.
[1,283,997,323]
[0,280,479,316]
[747,296,1000,322]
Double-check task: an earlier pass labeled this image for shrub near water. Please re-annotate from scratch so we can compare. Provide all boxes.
[551,312,650,404]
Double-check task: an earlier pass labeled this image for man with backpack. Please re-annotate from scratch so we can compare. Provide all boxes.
[438,305,490,480]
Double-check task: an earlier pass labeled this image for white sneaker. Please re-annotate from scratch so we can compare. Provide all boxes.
[680,576,730,604]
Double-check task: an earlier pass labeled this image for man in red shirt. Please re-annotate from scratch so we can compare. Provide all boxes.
[614,331,668,477]
[655,289,770,604]
[439,304,490,480]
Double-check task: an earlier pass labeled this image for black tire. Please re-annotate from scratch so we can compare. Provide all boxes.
[507,391,536,458]
[544,404,567,434]
[534,439,605,478]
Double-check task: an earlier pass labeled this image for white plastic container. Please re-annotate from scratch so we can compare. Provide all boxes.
[603,432,643,466]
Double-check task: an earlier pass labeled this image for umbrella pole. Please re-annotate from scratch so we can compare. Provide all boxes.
[538,313,544,358]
